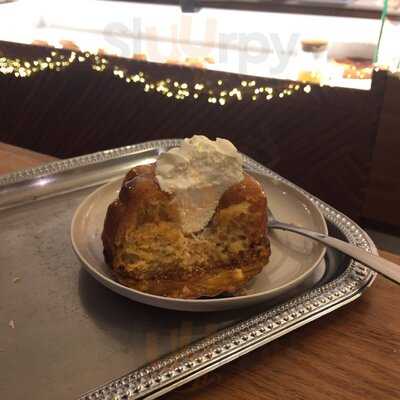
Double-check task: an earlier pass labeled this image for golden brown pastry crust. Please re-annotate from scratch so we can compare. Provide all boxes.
[102,163,270,298]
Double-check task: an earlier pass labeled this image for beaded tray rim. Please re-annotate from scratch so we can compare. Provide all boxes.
[0,139,377,400]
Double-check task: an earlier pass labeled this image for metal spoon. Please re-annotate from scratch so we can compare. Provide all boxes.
[268,209,400,285]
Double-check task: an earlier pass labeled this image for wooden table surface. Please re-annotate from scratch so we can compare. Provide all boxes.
[1,142,400,400]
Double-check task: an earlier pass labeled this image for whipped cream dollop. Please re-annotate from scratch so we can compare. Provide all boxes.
[155,135,244,233]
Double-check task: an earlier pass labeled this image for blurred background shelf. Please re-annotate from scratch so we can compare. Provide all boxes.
[104,0,400,19]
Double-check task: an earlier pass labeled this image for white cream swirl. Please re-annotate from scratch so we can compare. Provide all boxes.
[155,135,243,233]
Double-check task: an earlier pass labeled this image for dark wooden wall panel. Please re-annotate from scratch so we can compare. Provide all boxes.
[0,41,385,221]
[362,73,400,228]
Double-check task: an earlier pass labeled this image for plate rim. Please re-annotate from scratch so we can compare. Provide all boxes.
[71,167,328,307]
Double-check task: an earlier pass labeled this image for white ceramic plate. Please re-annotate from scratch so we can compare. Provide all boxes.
[71,171,327,312]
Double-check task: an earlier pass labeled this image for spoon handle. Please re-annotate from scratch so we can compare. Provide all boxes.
[270,222,400,285]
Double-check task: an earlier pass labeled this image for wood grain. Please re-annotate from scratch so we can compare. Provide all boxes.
[362,73,400,228]
[0,142,56,174]
[166,262,400,400]
[1,144,400,400]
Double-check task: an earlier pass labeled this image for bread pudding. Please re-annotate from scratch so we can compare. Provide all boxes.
[102,136,271,298]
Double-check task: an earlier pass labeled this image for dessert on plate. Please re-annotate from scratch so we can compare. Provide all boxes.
[102,135,271,298]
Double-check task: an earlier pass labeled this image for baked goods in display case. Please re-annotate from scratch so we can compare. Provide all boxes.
[59,40,80,51]
[132,53,147,61]
[298,39,329,84]
[333,58,373,80]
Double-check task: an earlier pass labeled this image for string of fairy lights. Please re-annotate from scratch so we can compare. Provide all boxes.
[0,50,312,105]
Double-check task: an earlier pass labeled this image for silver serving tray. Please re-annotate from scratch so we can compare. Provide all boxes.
[0,139,376,400]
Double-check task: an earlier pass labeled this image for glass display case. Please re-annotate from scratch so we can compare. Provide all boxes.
[0,0,399,89]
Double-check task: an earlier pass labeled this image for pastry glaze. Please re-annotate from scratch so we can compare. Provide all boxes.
[102,164,270,298]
